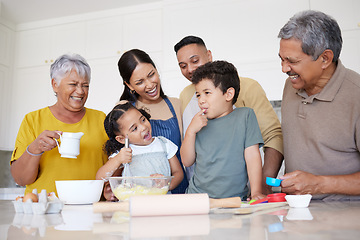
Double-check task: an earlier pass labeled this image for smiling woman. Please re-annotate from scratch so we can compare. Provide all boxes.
[9,53,108,196]
[111,49,188,195]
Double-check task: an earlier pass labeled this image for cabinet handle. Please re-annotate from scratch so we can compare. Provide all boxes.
[117,51,121,54]
[45,60,48,63]
[50,60,54,63]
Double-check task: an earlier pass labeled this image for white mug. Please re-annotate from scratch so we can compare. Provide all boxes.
[55,132,84,158]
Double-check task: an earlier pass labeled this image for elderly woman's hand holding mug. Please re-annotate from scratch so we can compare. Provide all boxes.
[26,130,62,156]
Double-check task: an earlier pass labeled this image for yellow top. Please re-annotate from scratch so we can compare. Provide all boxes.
[180,77,283,154]
[11,107,108,195]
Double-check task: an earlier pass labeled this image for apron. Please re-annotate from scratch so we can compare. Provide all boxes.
[149,98,189,194]
[129,137,171,177]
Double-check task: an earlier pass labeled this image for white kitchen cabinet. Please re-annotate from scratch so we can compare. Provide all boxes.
[8,65,57,150]
[15,22,86,68]
[341,30,360,74]
[0,24,13,66]
[86,57,124,115]
[122,9,162,53]
[0,23,14,150]
[86,16,123,60]
[86,9,162,61]
[0,65,12,150]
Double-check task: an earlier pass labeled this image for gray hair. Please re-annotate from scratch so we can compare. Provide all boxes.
[278,10,342,62]
[50,53,91,84]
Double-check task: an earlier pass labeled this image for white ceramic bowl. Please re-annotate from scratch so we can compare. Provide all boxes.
[285,194,312,208]
[55,180,104,204]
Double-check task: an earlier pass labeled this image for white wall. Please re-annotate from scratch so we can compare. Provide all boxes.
[1,0,359,150]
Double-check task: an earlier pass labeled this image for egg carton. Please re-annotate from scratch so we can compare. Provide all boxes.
[12,189,64,214]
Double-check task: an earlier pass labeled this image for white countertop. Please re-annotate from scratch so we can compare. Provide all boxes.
[1,200,360,239]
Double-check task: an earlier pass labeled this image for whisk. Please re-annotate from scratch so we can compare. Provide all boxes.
[122,135,132,177]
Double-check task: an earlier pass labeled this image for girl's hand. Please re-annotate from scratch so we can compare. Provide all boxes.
[150,173,164,177]
[111,147,132,165]
[150,174,167,188]
[187,109,208,135]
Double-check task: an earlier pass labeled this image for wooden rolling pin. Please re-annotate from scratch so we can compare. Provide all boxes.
[93,193,242,216]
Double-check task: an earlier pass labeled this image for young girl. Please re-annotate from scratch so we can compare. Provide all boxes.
[96,101,184,200]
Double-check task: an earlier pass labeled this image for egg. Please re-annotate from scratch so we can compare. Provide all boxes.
[23,192,39,202]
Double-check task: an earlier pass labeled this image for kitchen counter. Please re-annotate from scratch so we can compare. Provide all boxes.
[1,199,360,239]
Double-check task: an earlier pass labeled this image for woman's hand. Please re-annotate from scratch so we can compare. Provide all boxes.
[27,130,62,155]
[11,130,62,186]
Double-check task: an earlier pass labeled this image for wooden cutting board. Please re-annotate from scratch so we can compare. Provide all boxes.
[211,202,288,215]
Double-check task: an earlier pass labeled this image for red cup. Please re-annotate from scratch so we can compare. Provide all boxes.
[267,193,286,202]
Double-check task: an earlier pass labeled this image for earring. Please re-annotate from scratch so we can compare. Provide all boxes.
[130,89,135,94]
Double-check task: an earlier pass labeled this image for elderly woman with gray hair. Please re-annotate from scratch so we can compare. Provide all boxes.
[10,53,108,196]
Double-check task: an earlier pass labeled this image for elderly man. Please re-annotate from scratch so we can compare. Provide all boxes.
[174,36,284,194]
[278,10,360,200]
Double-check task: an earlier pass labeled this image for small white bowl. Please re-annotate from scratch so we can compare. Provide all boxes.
[285,194,312,208]
[55,180,104,204]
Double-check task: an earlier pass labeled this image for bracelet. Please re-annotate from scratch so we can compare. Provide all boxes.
[26,146,44,156]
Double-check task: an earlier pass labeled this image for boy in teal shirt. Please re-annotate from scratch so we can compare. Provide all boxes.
[180,60,265,200]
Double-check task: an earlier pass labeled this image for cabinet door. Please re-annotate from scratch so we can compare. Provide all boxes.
[86,57,124,114]
[86,16,123,60]
[0,24,13,66]
[15,22,86,68]
[0,65,12,149]
[123,9,162,53]
[341,30,360,74]
[9,66,56,149]
[15,28,51,68]
[50,22,86,61]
